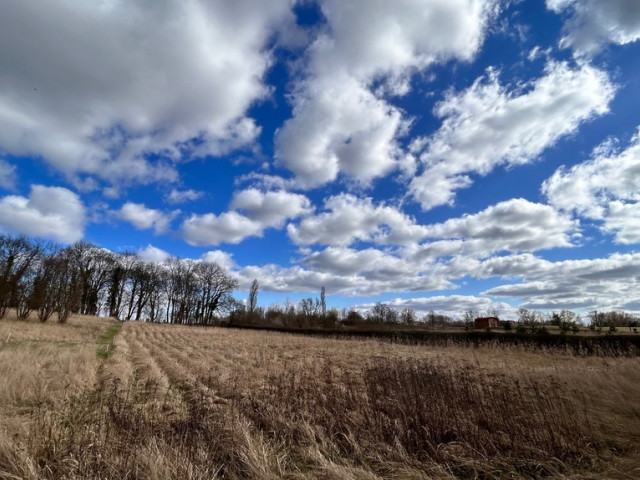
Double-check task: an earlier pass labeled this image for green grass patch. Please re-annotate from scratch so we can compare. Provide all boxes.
[97,321,122,359]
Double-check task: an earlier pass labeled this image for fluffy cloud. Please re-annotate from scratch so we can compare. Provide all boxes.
[0,185,85,243]
[316,0,498,82]
[276,0,499,188]
[302,246,420,279]
[166,189,204,204]
[182,189,310,246]
[182,211,262,246]
[0,160,17,190]
[410,61,615,209]
[603,201,640,244]
[238,261,451,296]
[116,202,178,234]
[482,252,640,313]
[137,244,171,264]
[0,0,296,189]
[288,194,428,246]
[400,199,576,268]
[231,188,312,227]
[353,295,514,319]
[548,0,640,56]
[543,129,640,244]
[276,74,406,187]
[200,250,237,271]
[289,195,575,256]
[421,198,577,254]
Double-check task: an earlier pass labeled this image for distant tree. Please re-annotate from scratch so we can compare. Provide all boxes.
[342,309,365,326]
[144,263,167,323]
[31,250,60,322]
[77,245,115,316]
[0,235,41,318]
[248,279,259,316]
[320,286,326,317]
[518,308,542,334]
[588,310,606,328]
[108,253,138,319]
[368,303,398,324]
[51,247,84,323]
[462,310,479,329]
[299,297,321,318]
[264,304,284,326]
[549,310,577,334]
[195,261,238,324]
[400,307,417,325]
[324,308,339,328]
[588,310,636,329]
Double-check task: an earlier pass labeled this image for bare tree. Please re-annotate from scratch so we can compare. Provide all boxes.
[400,307,417,325]
[248,279,259,316]
[0,235,41,318]
[368,303,398,324]
[195,261,238,325]
[320,286,326,317]
[518,308,542,333]
[108,253,138,319]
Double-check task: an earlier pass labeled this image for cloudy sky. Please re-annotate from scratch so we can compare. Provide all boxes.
[1,0,639,318]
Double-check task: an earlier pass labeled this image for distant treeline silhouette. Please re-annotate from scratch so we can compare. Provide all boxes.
[0,234,236,324]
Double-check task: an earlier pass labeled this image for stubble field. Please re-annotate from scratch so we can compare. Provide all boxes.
[1,315,639,479]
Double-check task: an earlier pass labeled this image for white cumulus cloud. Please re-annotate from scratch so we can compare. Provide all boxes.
[200,250,237,271]
[288,193,429,246]
[410,61,615,209]
[353,295,514,319]
[0,0,296,189]
[548,0,640,56]
[137,244,171,264]
[301,246,420,279]
[237,260,451,296]
[276,0,499,188]
[231,188,312,227]
[543,128,640,244]
[166,189,204,204]
[421,198,577,254]
[182,188,310,246]
[0,160,17,190]
[116,202,178,234]
[0,185,85,243]
[182,211,262,246]
[481,252,640,313]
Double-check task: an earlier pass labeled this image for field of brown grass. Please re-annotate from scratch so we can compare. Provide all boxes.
[1,316,639,479]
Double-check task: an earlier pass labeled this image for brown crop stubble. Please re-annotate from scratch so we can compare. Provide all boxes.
[0,312,118,478]
[1,320,639,479]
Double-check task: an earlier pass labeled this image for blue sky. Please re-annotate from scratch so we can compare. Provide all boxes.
[1,0,639,319]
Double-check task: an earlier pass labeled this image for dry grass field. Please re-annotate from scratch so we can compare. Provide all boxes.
[1,316,639,479]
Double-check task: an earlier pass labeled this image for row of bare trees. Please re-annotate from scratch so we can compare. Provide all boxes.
[0,234,237,324]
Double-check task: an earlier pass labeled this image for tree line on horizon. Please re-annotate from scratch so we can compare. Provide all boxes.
[1,233,638,332]
[0,234,237,324]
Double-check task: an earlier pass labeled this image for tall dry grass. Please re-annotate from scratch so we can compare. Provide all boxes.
[1,320,639,479]
[0,313,117,457]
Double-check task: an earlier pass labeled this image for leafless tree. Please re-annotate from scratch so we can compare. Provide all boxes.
[248,279,259,316]
[318,286,325,316]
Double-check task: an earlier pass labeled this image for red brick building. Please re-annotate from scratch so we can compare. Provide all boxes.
[474,316,501,329]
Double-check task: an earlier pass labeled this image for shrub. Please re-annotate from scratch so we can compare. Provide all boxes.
[536,326,550,335]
